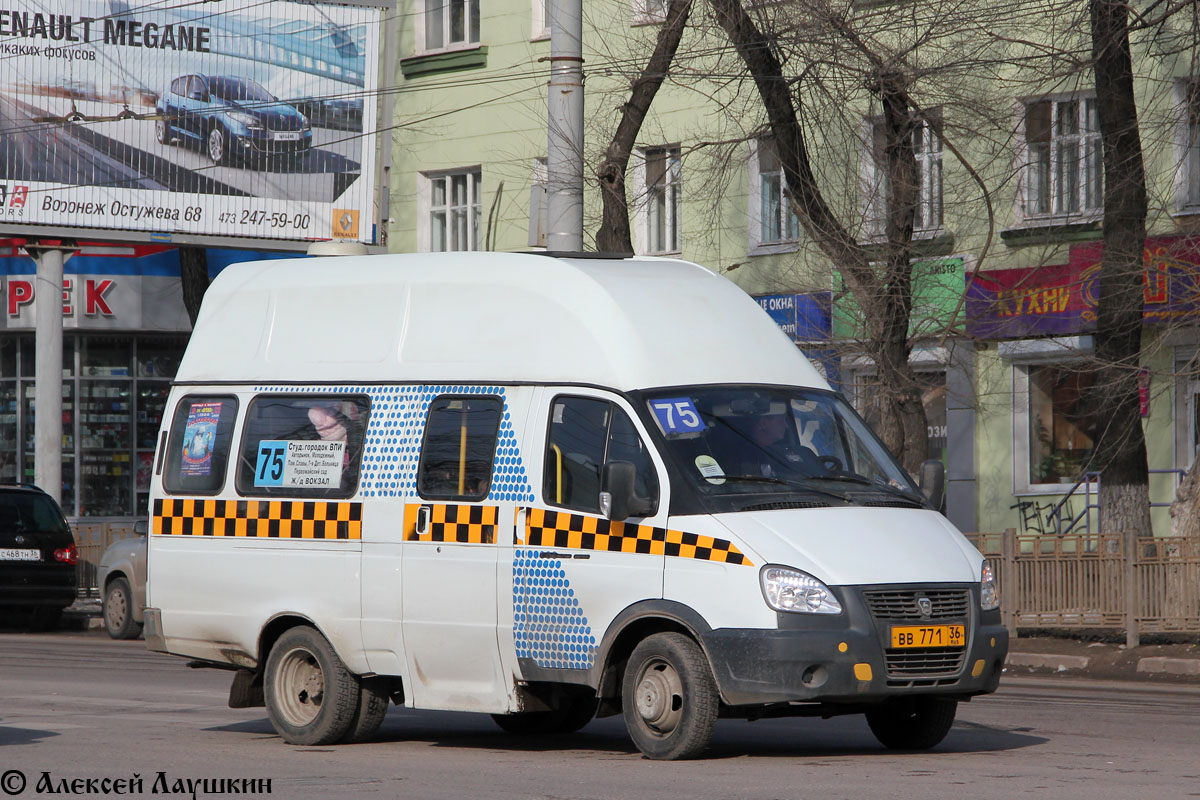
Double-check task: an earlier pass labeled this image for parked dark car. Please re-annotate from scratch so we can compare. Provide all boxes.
[155,74,312,167]
[0,485,77,631]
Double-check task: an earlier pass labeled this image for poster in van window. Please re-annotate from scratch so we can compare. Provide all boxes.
[180,402,222,477]
[254,440,344,488]
[0,0,383,244]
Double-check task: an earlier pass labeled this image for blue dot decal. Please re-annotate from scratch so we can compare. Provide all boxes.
[512,549,596,670]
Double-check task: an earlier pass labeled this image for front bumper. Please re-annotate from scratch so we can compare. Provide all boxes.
[235,130,312,156]
[0,563,76,608]
[701,583,1008,707]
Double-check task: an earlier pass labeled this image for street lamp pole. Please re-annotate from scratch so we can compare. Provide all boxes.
[546,0,584,252]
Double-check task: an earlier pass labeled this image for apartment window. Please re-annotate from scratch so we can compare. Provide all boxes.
[863,113,943,237]
[756,138,800,246]
[1027,365,1096,485]
[424,0,479,51]
[634,0,669,24]
[1024,96,1102,218]
[1182,81,1200,211]
[533,0,550,38]
[645,146,681,253]
[426,169,481,252]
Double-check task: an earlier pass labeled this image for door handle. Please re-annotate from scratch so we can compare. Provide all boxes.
[416,505,431,536]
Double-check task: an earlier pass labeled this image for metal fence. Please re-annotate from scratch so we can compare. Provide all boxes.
[71,518,141,599]
[965,530,1200,645]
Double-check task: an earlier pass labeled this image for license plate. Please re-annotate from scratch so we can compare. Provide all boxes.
[891,624,965,648]
[273,131,301,142]
[0,548,40,561]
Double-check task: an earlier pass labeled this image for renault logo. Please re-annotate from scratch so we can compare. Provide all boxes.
[916,596,933,619]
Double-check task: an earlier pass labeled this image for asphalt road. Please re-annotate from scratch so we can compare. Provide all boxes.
[2,631,1199,800]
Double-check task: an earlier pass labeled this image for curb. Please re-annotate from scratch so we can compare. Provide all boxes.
[1008,651,1200,677]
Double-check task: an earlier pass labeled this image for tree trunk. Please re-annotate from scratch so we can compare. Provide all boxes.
[179,246,210,328]
[708,0,929,474]
[1089,0,1152,535]
[595,0,691,253]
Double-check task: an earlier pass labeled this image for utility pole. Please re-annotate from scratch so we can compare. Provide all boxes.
[546,0,584,251]
[24,241,75,505]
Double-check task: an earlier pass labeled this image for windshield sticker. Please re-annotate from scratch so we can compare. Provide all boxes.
[651,398,706,434]
[255,440,346,488]
[694,455,726,485]
[180,401,222,477]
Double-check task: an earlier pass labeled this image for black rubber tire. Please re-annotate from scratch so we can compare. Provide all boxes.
[621,632,718,760]
[103,577,142,640]
[491,692,597,735]
[340,677,390,743]
[155,118,173,145]
[27,606,63,632]
[264,626,360,746]
[866,696,958,750]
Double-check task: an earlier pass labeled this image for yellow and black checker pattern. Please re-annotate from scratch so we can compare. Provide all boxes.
[404,503,497,544]
[153,498,362,540]
[523,508,752,566]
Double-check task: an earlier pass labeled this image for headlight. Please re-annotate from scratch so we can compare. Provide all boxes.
[760,566,842,614]
[228,111,262,129]
[980,561,999,611]
[300,114,310,130]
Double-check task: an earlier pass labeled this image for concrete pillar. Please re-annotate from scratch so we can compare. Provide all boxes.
[546,0,584,251]
[29,244,73,504]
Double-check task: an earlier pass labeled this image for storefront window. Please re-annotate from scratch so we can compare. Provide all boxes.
[81,337,132,377]
[1028,365,1096,484]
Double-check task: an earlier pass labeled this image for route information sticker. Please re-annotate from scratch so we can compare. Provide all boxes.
[254,440,345,488]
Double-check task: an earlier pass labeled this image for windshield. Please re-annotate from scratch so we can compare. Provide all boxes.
[639,386,924,514]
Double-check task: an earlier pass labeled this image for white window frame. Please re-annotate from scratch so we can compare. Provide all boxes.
[418,168,482,253]
[633,0,669,25]
[1015,94,1102,225]
[1004,337,1095,495]
[532,0,550,40]
[636,145,682,255]
[860,112,944,240]
[418,0,480,54]
[1174,79,1200,215]
[747,138,801,254]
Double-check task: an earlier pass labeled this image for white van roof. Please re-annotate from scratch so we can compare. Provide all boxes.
[176,251,829,392]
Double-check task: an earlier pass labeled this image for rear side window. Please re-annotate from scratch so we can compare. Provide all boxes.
[0,492,70,535]
[417,395,503,501]
[544,396,659,514]
[237,395,370,499]
[163,396,239,495]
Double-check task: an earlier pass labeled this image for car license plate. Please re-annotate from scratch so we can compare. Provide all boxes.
[890,624,965,648]
[273,131,301,142]
[0,548,40,561]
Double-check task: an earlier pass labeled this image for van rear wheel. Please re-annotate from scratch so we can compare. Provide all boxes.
[621,632,718,760]
[865,696,958,750]
[340,678,390,743]
[264,626,359,745]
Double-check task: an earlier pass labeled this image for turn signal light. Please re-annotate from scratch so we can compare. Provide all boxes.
[53,544,77,565]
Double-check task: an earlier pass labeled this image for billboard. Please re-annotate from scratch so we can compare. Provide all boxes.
[0,0,383,245]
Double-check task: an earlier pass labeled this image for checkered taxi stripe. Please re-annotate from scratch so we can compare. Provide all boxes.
[152,498,362,540]
[523,508,752,566]
[404,503,497,544]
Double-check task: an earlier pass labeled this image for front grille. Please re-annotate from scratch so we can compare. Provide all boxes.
[863,588,970,620]
[884,647,967,685]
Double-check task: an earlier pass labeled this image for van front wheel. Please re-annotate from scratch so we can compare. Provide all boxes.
[621,632,718,760]
[865,696,958,750]
[264,626,359,745]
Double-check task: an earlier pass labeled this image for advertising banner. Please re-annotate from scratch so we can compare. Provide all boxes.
[0,0,382,244]
[965,236,1200,338]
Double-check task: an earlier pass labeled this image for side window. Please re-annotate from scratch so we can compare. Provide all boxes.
[544,396,659,515]
[416,395,502,501]
[237,395,370,498]
[170,77,185,95]
[163,396,239,495]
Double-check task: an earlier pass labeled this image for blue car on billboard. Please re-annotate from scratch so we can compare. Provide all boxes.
[155,75,312,168]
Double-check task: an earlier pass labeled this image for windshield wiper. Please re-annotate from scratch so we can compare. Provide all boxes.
[718,474,850,503]
[810,474,926,505]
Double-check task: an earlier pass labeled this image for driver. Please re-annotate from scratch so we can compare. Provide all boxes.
[737,412,820,478]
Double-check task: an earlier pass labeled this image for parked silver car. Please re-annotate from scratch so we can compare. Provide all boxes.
[98,528,146,639]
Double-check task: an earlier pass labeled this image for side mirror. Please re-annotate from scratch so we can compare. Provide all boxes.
[599,461,654,522]
[134,519,148,536]
[918,459,945,512]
